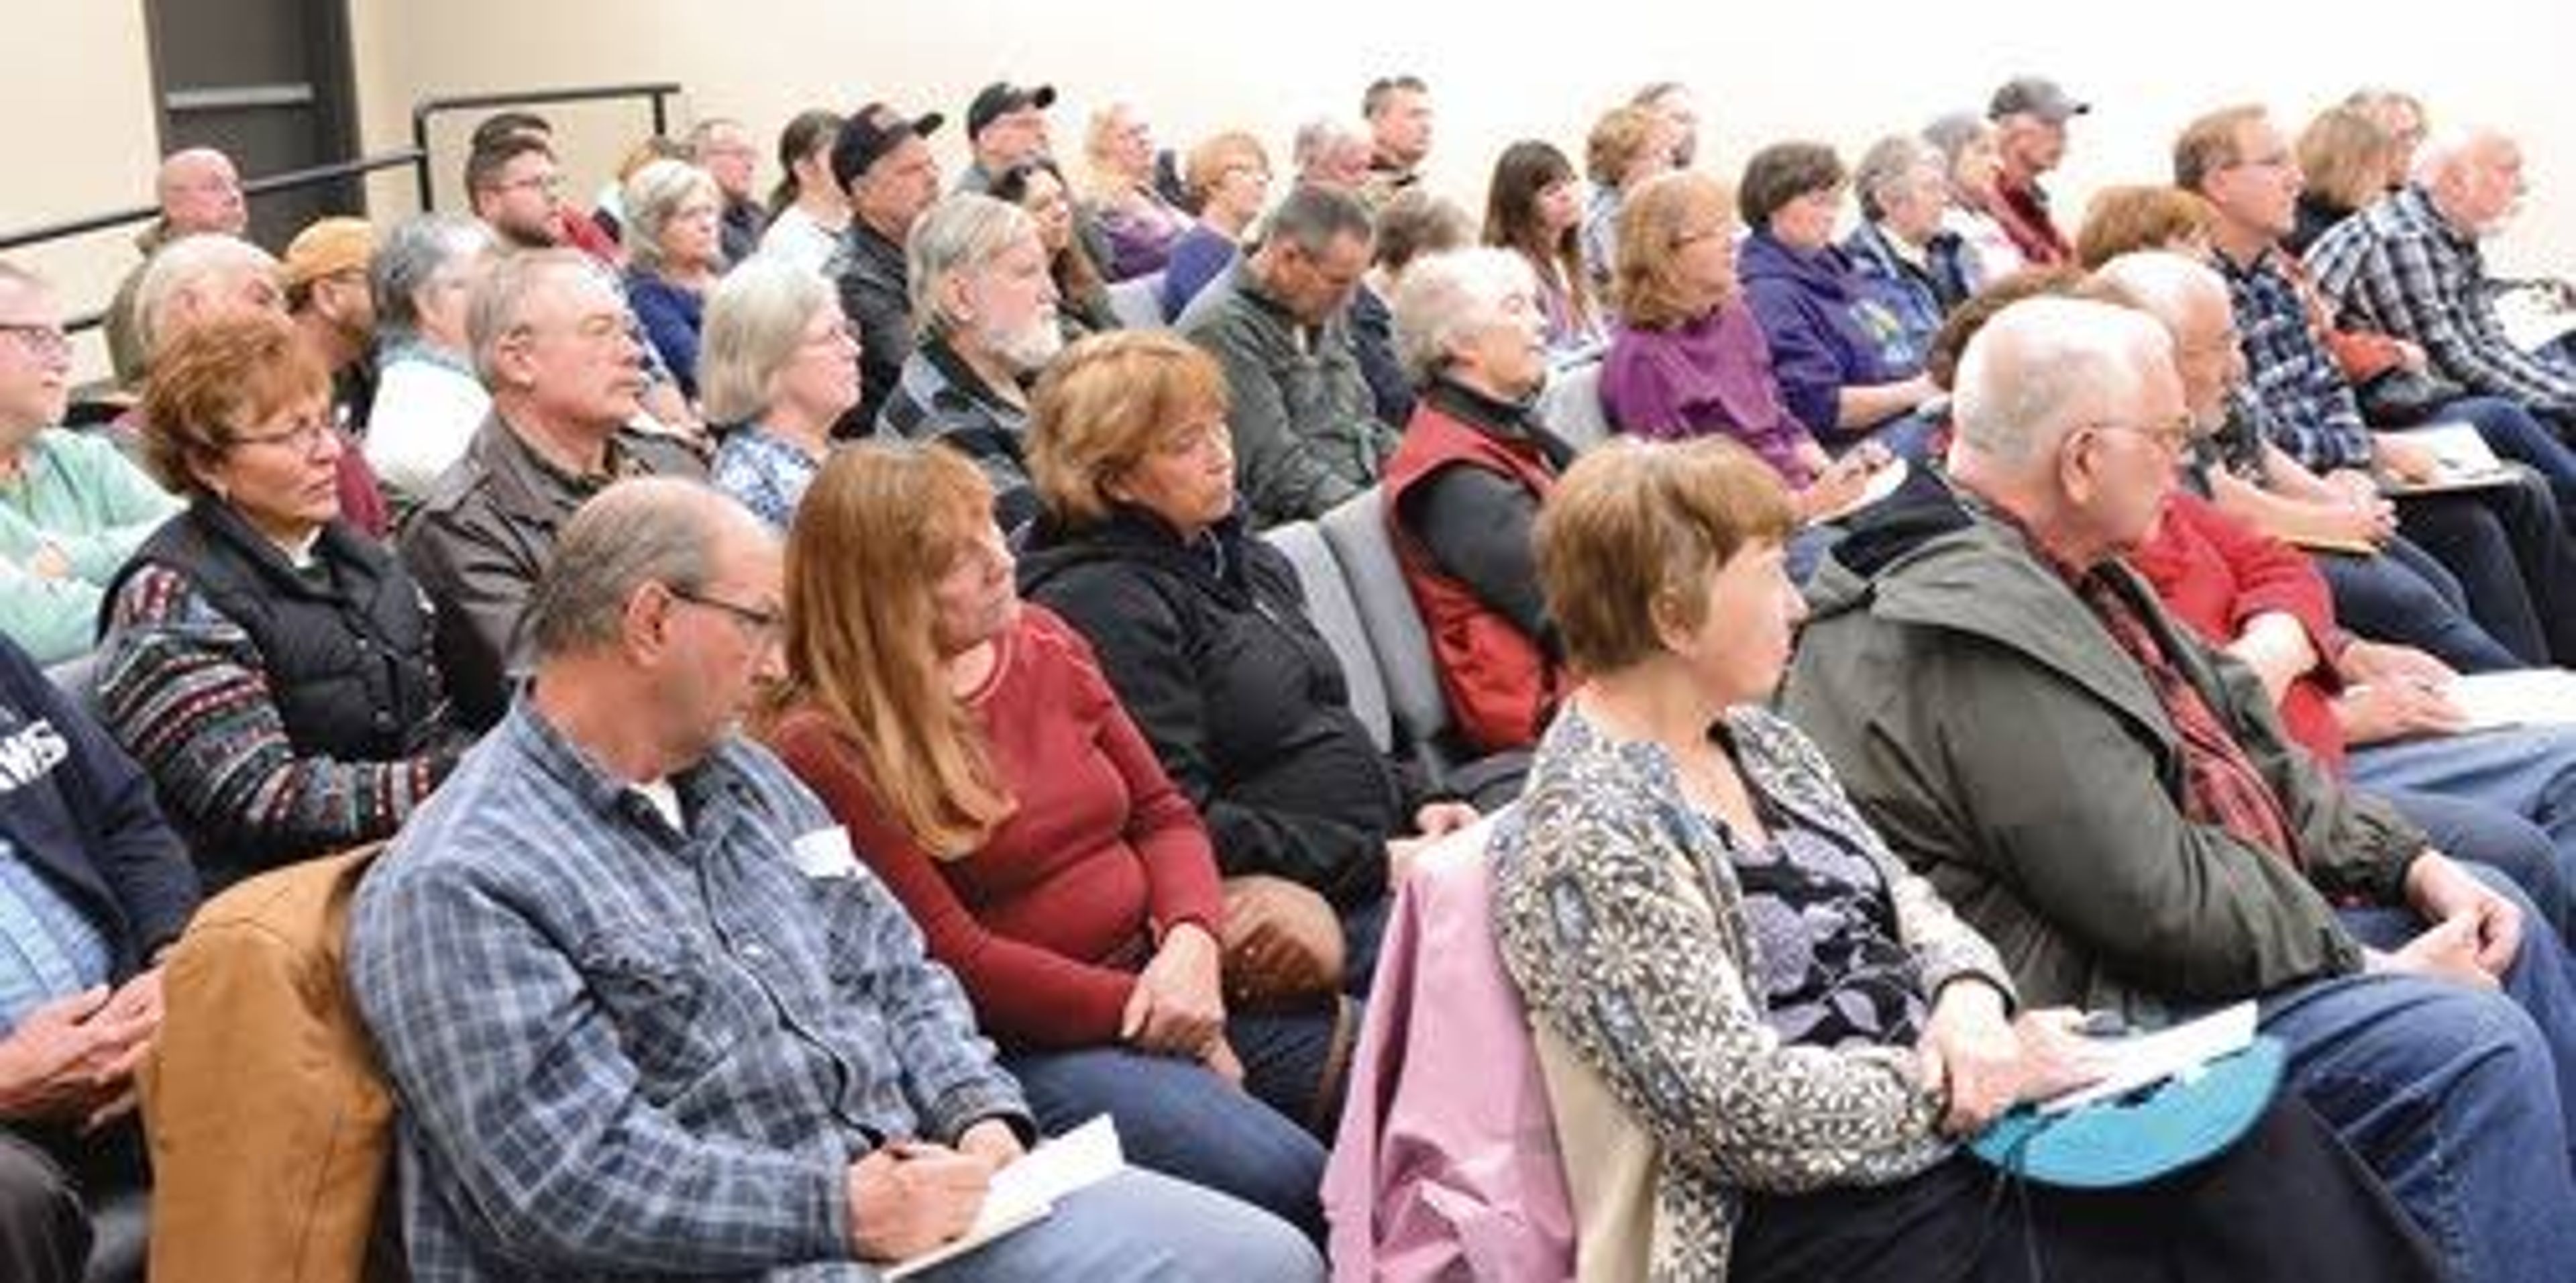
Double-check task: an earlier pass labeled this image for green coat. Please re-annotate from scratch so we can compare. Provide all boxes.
[1783,509,2424,1026]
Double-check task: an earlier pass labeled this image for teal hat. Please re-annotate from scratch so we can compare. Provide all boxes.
[1968,1035,2286,1188]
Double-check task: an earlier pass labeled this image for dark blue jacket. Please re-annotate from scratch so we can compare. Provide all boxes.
[1737,229,1917,437]
[0,637,198,978]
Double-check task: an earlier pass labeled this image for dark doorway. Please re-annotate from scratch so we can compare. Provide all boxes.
[144,0,362,252]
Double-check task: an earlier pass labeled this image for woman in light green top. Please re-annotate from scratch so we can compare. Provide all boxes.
[0,262,181,663]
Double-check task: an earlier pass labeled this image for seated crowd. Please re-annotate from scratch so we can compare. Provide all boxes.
[1,62,2575,1283]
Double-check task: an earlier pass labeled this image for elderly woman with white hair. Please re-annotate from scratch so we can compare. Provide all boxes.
[875,191,1062,532]
[621,158,726,399]
[1380,246,1577,753]
[704,257,861,529]
[363,213,496,507]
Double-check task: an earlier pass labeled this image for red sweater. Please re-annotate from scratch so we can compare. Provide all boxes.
[2129,491,2351,774]
[769,603,1224,1049]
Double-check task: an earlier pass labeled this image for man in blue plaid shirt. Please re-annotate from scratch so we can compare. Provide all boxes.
[352,479,1322,1282]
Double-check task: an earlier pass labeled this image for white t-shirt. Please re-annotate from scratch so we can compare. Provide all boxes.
[760,206,849,278]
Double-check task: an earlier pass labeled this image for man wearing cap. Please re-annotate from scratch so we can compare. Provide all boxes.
[105,148,250,391]
[1986,75,2087,267]
[281,217,380,432]
[826,103,946,435]
[958,83,1057,195]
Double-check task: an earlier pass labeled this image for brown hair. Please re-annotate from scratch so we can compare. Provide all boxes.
[2171,104,2267,193]
[2297,105,2399,211]
[1736,140,1846,229]
[1027,331,1230,527]
[1613,169,1733,329]
[991,158,1108,315]
[138,310,329,497]
[1183,131,1267,207]
[1483,141,1593,331]
[2073,186,2216,270]
[776,442,1015,855]
[1535,437,1797,676]
[1586,105,1663,187]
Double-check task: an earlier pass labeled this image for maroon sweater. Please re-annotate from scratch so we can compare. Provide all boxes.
[771,603,1224,1049]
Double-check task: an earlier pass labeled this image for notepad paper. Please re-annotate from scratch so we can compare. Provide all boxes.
[2383,422,2517,495]
[881,1115,1126,1280]
[2444,669,2576,731]
[2493,284,2576,355]
[2039,1001,2258,1115]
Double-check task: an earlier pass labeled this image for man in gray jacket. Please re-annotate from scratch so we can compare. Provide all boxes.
[1179,184,1397,527]
[1784,295,2576,1282]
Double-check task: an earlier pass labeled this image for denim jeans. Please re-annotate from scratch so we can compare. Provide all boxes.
[2410,396,2576,520]
[916,1167,1324,1282]
[2392,472,2576,665]
[1004,1008,1340,1242]
[2315,541,2522,672]
[2287,870,2576,1282]
[2356,727,2576,925]
[2373,786,2576,939]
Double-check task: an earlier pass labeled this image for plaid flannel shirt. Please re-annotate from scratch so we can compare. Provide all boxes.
[2304,185,2576,413]
[351,703,1029,1282]
[2219,250,2377,472]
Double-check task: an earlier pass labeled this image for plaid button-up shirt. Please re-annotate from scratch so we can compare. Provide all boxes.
[2218,250,2378,473]
[352,702,1029,1282]
[2305,185,2576,414]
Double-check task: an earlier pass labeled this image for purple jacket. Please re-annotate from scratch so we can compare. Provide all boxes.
[1322,818,1575,1282]
[1737,229,1909,438]
[1600,301,1820,488]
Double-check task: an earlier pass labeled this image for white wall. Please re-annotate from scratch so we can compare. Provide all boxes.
[339,0,2573,275]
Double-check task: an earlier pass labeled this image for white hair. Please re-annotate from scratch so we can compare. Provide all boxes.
[1391,247,1538,386]
[1953,296,2169,468]
[133,234,278,358]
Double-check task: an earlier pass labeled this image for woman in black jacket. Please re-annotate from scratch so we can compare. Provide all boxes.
[1018,331,1476,990]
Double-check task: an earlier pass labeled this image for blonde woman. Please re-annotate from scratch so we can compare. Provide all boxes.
[1081,101,1192,281]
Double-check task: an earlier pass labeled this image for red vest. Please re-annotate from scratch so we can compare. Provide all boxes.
[1382,403,1564,752]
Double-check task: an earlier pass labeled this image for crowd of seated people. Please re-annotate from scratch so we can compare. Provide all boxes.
[3,62,2576,1282]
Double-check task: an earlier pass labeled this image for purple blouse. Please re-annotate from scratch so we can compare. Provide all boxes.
[1599,301,1819,488]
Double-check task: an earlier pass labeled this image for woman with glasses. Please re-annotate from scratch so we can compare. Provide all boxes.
[702,256,859,531]
[97,312,469,889]
[765,441,1344,1244]
[1159,132,1273,322]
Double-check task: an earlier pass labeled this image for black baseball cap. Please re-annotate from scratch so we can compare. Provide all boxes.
[967,82,1057,138]
[830,102,944,189]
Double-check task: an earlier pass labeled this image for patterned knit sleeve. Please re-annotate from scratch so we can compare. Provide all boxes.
[1491,770,1952,1194]
[95,566,458,870]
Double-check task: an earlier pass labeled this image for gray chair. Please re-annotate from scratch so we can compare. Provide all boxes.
[1107,272,1168,329]
[1260,519,1393,754]
[1316,489,1529,810]
[1537,358,1610,452]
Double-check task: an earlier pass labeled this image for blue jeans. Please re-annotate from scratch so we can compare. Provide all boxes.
[916,1167,1323,1282]
[2414,396,2576,519]
[1004,1010,1339,1242]
[2356,728,2576,925]
[2315,541,2522,672]
[2392,473,2576,665]
[2257,880,2576,1282]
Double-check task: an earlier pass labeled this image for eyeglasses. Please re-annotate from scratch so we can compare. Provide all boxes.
[669,586,784,641]
[0,323,70,362]
[494,172,566,195]
[1672,225,1733,248]
[2085,413,2198,456]
[231,417,335,455]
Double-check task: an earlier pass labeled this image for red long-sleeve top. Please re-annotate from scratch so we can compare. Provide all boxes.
[769,603,1224,1049]
[2129,491,2352,774]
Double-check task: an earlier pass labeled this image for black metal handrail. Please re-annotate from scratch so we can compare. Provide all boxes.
[410,81,683,209]
[0,148,425,256]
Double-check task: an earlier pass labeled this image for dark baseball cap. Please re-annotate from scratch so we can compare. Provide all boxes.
[967,82,1057,138]
[830,103,944,189]
[1988,76,2090,125]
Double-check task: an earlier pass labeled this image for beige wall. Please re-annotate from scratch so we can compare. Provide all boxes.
[1,1,165,378]
[15,0,2573,376]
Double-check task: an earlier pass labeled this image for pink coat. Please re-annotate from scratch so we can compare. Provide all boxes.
[1322,818,1576,1280]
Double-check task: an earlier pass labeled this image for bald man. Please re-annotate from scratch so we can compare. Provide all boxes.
[2308,128,2576,422]
[1785,295,2576,1281]
[104,149,250,388]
